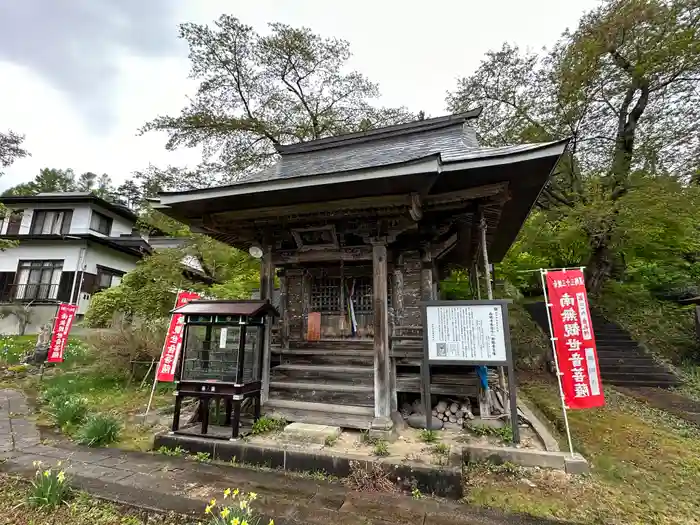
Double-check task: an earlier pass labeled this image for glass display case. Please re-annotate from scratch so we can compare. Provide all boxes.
[168,300,278,439]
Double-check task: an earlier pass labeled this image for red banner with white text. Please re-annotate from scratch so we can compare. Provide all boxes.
[156,291,201,382]
[545,269,605,409]
[47,303,78,363]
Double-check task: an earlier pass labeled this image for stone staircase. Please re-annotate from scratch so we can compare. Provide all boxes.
[265,340,375,429]
[525,302,680,388]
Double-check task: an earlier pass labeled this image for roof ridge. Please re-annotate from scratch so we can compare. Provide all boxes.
[275,107,482,155]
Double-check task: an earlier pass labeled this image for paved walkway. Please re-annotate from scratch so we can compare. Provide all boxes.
[0,389,572,525]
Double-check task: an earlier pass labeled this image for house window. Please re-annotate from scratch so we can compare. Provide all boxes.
[6,209,23,235]
[96,266,124,291]
[14,260,63,300]
[90,211,112,235]
[30,210,71,235]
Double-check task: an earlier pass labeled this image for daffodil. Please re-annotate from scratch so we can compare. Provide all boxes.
[57,471,65,483]
[210,498,217,506]
[224,488,231,499]
[231,518,240,525]
[43,470,50,478]
[241,521,249,525]
[233,488,240,496]
[205,504,213,514]
[249,492,257,500]
[239,500,248,510]
[220,508,230,519]
[268,520,275,525]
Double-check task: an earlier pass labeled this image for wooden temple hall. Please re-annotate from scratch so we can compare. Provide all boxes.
[155,109,568,433]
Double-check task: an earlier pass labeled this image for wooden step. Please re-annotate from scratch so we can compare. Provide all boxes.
[263,399,374,430]
[273,348,374,366]
[269,380,374,407]
[271,364,373,384]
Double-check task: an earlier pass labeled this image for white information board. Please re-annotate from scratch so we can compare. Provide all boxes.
[425,303,507,362]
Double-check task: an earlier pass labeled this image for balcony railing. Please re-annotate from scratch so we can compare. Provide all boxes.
[0,284,61,303]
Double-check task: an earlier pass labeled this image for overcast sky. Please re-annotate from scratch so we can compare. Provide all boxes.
[0,0,599,191]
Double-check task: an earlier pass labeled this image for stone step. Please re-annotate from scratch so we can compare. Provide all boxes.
[269,380,374,407]
[271,364,374,384]
[263,399,374,430]
[605,377,680,388]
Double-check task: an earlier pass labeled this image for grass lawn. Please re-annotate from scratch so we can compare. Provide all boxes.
[0,337,174,452]
[464,376,700,525]
[0,474,187,525]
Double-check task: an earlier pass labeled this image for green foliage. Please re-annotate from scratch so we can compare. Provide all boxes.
[431,443,450,456]
[250,416,286,435]
[75,413,121,447]
[193,452,211,463]
[27,462,71,509]
[372,440,389,457]
[324,434,338,447]
[141,15,413,181]
[467,423,514,443]
[440,270,473,300]
[50,396,89,430]
[83,286,129,327]
[157,446,186,457]
[418,429,439,443]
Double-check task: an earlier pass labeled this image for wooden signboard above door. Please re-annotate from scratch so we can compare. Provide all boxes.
[307,311,321,341]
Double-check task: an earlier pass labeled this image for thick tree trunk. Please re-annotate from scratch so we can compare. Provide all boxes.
[586,241,615,296]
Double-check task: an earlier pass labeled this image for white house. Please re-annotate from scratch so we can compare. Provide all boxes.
[0,192,152,332]
[0,192,219,336]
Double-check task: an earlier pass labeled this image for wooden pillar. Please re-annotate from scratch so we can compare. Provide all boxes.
[372,241,391,424]
[392,262,404,331]
[479,215,508,411]
[260,244,274,403]
[279,269,289,350]
[421,244,434,300]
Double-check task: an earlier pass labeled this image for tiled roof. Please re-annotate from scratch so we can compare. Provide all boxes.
[240,121,479,184]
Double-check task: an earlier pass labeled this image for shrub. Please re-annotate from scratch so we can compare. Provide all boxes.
[85,321,168,373]
[27,461,71,509]
[203,489,272,525]
[50,396,89,429]
[372,440,389,457]
[251,416,286,435]
[76,413,121,447]
[418,429,438,443]
[41,387,72,408]
[83,286,129,328]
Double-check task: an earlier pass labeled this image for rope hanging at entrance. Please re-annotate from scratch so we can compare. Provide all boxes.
[340,259,358,336]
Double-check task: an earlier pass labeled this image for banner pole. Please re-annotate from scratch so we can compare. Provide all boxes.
[144,291,181,420]
[539,269,576,458]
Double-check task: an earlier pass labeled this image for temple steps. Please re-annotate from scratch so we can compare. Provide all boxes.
[268,341,376,428]
[272,364,374,385]
[269,380,374,407]
[264,399,374,430]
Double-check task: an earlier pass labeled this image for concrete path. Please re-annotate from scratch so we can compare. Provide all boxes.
[0,389,573,525]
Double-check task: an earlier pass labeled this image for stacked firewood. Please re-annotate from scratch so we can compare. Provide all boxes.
[432,400,474,426]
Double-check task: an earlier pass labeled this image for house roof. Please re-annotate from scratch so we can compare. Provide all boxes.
[0,233,150,258]
[154,110,570,263]
[0,192,138,222]
[173,299,279,318]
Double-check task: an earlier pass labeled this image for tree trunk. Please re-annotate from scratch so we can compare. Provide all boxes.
[586,241,615,296]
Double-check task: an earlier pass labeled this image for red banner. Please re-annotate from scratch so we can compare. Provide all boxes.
[156,291,200,382]
[545,269,605,409]
[47,303,77,363]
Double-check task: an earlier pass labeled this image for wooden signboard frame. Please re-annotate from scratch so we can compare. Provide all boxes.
[420,299,519,443]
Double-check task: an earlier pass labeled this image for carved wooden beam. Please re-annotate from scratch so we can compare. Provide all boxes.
[409,193,422,221]
[272,246,373,265]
